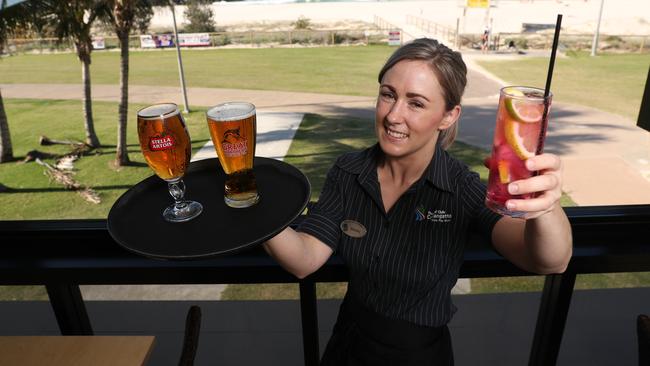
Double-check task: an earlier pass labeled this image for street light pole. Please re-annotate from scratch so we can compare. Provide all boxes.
[170,3,190,113]
[590,0,605,57]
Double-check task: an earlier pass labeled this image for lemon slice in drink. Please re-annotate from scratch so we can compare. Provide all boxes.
[504,88,544,124]
[503,88,542,159]
[504,119,536,160]
[498,160,511,184]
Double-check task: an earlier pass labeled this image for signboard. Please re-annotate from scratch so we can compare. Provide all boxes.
[178,33,211,47]
[157,34,174,48]
[140,35,157,49]
[388,30,401,46]
[467,0,489,8]
[91,37,105,50]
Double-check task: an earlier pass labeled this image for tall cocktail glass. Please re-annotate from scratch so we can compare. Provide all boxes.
[485,86,552,217]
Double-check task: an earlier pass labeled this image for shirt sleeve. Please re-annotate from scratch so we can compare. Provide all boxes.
[296,164,344,251]
[462,171,503,240]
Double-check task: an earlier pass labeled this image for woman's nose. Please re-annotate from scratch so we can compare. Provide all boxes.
[386,101,404,124]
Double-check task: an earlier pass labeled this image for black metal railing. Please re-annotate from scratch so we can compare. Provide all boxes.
[1,205,650,366]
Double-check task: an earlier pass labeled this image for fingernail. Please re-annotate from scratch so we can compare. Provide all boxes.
[506,201,516,210]
[526,159,535,170]
[509,183,519,194]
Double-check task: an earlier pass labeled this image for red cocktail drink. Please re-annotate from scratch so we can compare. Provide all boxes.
[485,86,552,217]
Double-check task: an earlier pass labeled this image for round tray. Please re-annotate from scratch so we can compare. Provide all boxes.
[107,157,310,260]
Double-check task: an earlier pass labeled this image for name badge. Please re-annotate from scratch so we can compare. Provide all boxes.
[340,220,367,238]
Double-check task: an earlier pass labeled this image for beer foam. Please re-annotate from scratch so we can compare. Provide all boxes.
[138,103,179,119]
[207,102,256,121]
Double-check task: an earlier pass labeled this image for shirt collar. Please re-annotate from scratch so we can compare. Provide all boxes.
[337,143,456,194]
[423,144,456,193]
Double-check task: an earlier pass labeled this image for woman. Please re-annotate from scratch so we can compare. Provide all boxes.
[264,38,572,365]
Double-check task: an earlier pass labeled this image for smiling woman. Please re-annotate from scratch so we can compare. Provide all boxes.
[262,38,572,365]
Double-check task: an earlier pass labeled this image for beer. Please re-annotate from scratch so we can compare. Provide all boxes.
[137,104,191,182]
[206,102,260,208]
[136,103,202,223]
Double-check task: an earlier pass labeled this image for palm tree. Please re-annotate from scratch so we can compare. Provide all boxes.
[0,90,11,163]
[44,1,106,148]
[0,0,38,162]
[102,0,152,166]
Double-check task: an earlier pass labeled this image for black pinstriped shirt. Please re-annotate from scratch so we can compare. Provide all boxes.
[297,143,502,327]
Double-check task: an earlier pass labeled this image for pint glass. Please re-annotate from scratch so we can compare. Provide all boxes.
[137,103,202,222]
[206,102,260,208]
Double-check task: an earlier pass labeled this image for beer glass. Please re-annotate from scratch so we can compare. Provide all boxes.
[206,102,260,208]
[137,103,203,222]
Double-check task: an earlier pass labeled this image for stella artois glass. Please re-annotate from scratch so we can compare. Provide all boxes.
[206,102,260,208]
[137,103,203,222]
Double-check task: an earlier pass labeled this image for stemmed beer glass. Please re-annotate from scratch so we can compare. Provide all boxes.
[137,103,203,222]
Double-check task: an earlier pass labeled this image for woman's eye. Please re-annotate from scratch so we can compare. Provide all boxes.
[410,101,424,108]
[380,92,395,100]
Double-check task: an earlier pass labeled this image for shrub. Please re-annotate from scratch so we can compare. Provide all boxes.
[183,0,216,33]
[515,38,528,49]
[292,16,311,30]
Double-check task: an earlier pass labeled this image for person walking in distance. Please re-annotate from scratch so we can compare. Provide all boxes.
[481,27,490,53]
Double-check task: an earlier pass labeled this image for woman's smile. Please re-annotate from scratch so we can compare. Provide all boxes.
[384,124,409,141]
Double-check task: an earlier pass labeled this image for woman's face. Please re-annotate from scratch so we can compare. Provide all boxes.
[375,59,459,161]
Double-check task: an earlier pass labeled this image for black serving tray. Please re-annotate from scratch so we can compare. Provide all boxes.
[107,157,310,260]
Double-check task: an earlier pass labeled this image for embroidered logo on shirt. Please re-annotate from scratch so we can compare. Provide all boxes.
[415,205,452,223]
[340,220,367,238]
[415,205,427,221]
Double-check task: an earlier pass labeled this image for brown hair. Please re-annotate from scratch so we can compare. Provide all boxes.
[378,38,467,150]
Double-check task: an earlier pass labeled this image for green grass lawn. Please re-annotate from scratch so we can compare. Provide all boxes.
[0,46,394,96]
[477,52,649,120]
[0,99,212,219]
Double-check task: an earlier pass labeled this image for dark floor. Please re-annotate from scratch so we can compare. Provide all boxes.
[0,287,647,366]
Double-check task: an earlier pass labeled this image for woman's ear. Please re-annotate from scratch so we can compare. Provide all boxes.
[439,105,462,130]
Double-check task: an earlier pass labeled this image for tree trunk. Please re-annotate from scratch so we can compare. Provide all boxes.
[115,31,131,166]
[81,56,100,148]
[0,89,14,163]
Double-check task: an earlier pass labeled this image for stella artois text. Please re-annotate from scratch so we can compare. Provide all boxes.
[137,104,191,182]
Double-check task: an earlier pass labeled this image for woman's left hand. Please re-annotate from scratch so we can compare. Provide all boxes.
[505,153,563,220]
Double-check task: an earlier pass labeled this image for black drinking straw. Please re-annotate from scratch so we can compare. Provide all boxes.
[536,14,563,155]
